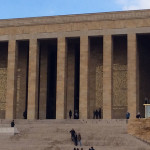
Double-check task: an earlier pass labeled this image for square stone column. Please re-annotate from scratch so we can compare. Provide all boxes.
[79,36,89,119]
[6,40,18,119]
[127,34,137,119]
[56,37,66,119]
[103,35,112,119]
[27,39,39,119]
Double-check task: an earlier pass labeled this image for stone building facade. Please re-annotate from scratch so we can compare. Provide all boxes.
[0,9,150,119]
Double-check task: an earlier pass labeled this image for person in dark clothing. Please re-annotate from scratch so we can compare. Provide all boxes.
[11,120,15,127]
[144,97,148,104]
[90,147,95,150]
[70,129,75,141]
[74,110,79,119]
[93,110,96,119]
[23,110,27,119]
[69,110,72,119]
[98,108,101,119]
[74,133,78,146]
[126,112,130,119]
[95,110,98,119]
[136,112,141,119]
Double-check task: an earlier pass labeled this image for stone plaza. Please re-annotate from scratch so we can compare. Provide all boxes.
[0,9,150,120]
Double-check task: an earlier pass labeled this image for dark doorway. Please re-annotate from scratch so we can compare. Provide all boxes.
[39,39,57,119]
[74,41,80,119]
[16,41,29,119]
[0,42,8,119]
[46,43,57,119]
[137,34,150,117]
[66,38,80,119]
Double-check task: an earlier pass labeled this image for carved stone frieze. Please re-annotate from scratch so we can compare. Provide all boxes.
[96,66,103,110]
[0,68,7,110]
[113,64,127,107]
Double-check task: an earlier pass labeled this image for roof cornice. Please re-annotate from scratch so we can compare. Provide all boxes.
[0,9,150,28]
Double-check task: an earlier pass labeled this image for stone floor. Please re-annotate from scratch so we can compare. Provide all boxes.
[0,119,149,150]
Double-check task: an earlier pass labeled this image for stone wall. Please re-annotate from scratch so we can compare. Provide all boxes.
[112,36,127,119]
[0,42,8,119]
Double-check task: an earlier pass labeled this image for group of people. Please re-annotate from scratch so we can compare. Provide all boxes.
[73,148,83,150]
[89,147,95,150]
[69,110,79,119]
[73,147,95,150]
[126,111,141,119]
[93,108,101,119]
[70,129,82,146]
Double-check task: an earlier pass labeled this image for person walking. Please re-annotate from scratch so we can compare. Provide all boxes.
[74,133,78,146]
[77,133,82,146]
[70,128,75,142]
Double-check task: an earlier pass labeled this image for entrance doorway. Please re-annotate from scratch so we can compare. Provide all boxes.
[137,34,150,117]
[66,38,80,119]
[39,39,57,119]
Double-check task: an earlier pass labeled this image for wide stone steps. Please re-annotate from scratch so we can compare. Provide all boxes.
[0,119,149,150]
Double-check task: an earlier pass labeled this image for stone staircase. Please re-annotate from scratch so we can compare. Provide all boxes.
[0,119,149,150]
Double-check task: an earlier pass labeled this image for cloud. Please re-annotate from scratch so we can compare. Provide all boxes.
[116,0,150,10]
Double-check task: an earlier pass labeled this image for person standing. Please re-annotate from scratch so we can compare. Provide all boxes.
[69,110,72,119]
[77,133,82,146]
[74,110,79,119]
[11,120,15,127]
[126,112,130,119]
[93,110,96,119]
[98,108,101,119]
[136,112,141,119]
[95,110,98,119]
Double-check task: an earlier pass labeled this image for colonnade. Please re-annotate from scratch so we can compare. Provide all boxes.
[4,34,137,119]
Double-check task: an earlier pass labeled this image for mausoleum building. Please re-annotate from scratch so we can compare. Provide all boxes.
[0,9,150,119]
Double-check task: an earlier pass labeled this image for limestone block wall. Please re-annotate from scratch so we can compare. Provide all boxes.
[112,36,127,119]
[0,43,8,119]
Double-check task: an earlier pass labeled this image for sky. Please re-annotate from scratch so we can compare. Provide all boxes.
[0,0,150,19]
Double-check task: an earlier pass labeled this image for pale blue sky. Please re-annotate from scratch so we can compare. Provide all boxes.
[0,0,150,19]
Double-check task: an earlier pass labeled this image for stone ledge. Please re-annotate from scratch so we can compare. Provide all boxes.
[0,9,150,27]
[0,127,19,135]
